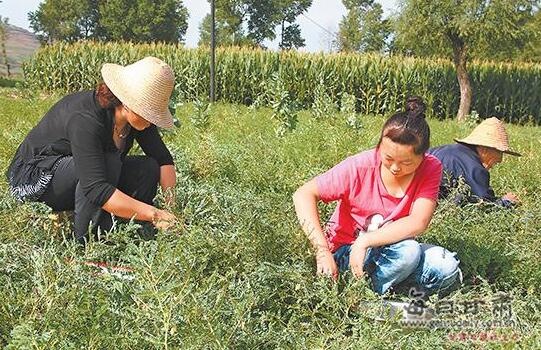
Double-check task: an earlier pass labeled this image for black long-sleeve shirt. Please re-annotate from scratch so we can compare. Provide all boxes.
[7,90,173,206]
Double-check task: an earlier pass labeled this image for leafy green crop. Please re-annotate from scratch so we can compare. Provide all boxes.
[22,42,541,123]
[1,88,540,348]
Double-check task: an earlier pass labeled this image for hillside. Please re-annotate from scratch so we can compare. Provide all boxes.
[0,24,40,76]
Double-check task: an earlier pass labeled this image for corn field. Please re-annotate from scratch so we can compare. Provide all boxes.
[23,41,541,122]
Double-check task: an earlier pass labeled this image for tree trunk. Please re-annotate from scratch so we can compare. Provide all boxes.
[0,25,8,77]
[280,19,285,49]
[448,32,472,122]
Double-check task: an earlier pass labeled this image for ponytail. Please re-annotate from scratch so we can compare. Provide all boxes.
[378,96,430,155]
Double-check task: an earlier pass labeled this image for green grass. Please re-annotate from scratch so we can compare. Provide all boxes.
[0,77,23,88]
[0,87,540,349]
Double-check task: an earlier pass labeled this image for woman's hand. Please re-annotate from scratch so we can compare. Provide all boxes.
[316,248,338,280]
[349,240,368,278]
[164,189,176,209]
[502,192,519,204]
[152,209,177,230]
[160,165,176,208]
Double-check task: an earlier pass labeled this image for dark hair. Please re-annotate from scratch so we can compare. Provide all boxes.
[377,96,430,155]
[95,82,122,109]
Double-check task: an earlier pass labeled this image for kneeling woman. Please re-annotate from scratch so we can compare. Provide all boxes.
[293,97,461,296]
[7,57,177,243]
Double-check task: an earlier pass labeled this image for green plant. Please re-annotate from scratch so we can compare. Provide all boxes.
[311,77,336,119]
[189,97,212,130]
[340,92,363,131]
[268,72,298,137]
[466,110,481,128]
[1,88,540,348]
[22,42,541,123]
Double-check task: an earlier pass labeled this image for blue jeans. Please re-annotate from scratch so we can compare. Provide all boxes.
[333,240,461,296]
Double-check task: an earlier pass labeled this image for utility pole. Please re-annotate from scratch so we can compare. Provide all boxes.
[210,0,216,102]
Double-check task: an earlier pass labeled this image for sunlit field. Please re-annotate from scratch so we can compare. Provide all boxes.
[0,86,540,349]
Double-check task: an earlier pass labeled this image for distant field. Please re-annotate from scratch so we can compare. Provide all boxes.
[0,25,40,76]
[0,87,540,348]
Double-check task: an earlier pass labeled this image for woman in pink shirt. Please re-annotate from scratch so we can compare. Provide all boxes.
[293,97,461,296]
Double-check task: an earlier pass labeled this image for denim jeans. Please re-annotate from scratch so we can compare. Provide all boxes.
[333,239,461,296]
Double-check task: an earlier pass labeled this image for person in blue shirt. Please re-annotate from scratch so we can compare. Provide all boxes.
[428,117,521,207]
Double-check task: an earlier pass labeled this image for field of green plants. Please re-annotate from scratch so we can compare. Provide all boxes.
[23,42,541,123]
[0,83,540,349]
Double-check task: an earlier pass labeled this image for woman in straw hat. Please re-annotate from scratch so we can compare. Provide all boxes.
[429,117,521,207]
[7,56,178,243]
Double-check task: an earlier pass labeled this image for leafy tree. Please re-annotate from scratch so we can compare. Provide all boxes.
[514,9,541,62]
[394,0,538,121]
[244,0,278,45]
[0,3,9,76]
[198,0,252,46]
[99,0,188,43]
[336,5,362,52]
[29,0,98,43]
[275,0,312,50]
[358,3,390,52]
[28,0,188,43]
[336,0,390,53]
[198,0,311,49]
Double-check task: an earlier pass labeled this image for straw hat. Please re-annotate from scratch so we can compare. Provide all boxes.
[454,117,521,156]
[101,57,175,129]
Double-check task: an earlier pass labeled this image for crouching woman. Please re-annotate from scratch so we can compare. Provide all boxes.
[293,97,461,296]
[6,57,178,243]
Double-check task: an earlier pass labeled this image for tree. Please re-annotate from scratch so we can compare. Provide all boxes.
[198,0,251,46]
[98,0,188,43]
[336,0,390,53]
[358,2,390,53]
[29,0,98,43]
[274,0,312,50]
[0,1,10,76]
[198,0,311,49]
[394,0,537,121]
[28,0,188,44]
[244,0,278,45]
[336,5,362,52]
[514,8,541,62]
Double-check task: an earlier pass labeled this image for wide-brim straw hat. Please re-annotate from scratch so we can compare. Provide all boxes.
[101,56,175,129]
[454,117,521,156]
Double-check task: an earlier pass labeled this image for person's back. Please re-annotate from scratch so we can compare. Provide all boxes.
[429,117,520,207]
[428,143,493,202]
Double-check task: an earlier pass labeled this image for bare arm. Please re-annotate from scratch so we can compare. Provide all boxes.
[349,197,437,277]
[102,189,176,228]
[292,179,328,251]
[357,197,437,248]
[160,164,176,207]
[293,179,338,278]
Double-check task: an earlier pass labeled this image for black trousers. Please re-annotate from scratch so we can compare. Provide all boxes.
[39,153,160,243]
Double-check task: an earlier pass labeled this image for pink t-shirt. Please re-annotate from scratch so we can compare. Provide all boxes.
[316,148,442,252]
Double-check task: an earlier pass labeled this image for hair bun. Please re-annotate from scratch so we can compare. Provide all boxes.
[405,96,426,119]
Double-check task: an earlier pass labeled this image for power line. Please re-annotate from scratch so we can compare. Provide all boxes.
[300,13,336,38]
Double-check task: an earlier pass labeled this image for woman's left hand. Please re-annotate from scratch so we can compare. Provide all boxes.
[152,209,177,230]
[164,189,176,209]
[349,240,368,278]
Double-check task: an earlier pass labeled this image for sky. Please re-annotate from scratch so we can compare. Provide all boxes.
[0,0,398,52]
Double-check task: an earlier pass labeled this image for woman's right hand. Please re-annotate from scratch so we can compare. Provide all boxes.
[502,192,519,204]
[316,248,338,280]
[292,179,338,279]
[152,209,177,230]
